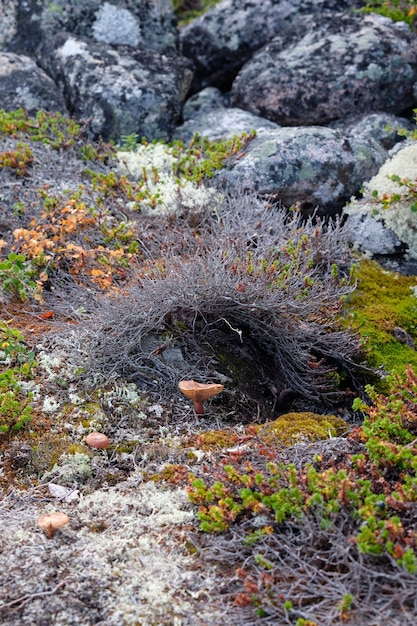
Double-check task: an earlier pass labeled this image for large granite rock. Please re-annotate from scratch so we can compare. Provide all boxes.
[0,52,67,115]
[0,0,415,223]
[174,87,279,142]
[4,0,178,56]
[331,112,415,151]
[39,34,193,142]
[180,0,366,92]
[215,126,387,215]
[230,13,417,126]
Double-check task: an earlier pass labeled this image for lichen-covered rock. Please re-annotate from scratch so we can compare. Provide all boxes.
[39,34,193,142]
[182,87,226,121]
[231,13,417,126]
[5,0,178,56]
[180,0,364,91]
[0,0,17,50]
[0,52,68,115]
[334,112,415,151]
[344,142,417,259]
[174,88,279,141]
[216,126,387,215]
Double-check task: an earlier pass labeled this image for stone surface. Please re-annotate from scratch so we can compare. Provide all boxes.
[182,87,226,121]
[180,0,364,91]
[0,0,415,224]
[334,112,415,150]
[5,0,178,55]
[215,126,388,215]
[0,52,67,115]
[175,91,279,142]
[344,142,417,259]
[0,0,17,51]
[39,34,193,141]
[230,13,417,126]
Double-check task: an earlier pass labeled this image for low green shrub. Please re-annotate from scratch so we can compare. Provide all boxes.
[185,366,417,621]
[361,0,416,30]
[0,321,36,434]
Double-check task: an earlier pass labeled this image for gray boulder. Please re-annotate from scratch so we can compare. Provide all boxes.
[332,112,415,151]
[180,0,365,91]
[5,0,178,56]
[0,52,67,115]
[182,87,226,121]
[39,35,193,142]
[0,1,17,51]
[215,126,388,215]
[231,13,417,126]
[174,88,279,142]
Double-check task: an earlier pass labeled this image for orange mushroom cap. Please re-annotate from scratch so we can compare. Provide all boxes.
[85,432,110,449]
[38,512,69,538]
[178,380,224,414]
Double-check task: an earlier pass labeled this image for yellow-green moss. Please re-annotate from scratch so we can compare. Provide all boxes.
[173,0,222,25]
[31,436,92,475]
[345,259,417,378]
[188,429,239,451]
[256,412,349,446]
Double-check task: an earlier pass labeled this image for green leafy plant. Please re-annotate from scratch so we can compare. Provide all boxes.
[0,142,34,176]
[0,253,38,301]
[360,0,416,30]
[172,0,222,24]
[0,321,36,434]
[0,320,35,367]
[170,131,256,184]
[0,370,33,434]
[120,133,139,152]
[185,367,417,621]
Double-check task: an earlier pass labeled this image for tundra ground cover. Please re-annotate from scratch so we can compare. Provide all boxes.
[0,109,417,625]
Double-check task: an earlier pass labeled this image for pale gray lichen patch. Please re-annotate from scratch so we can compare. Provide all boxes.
[42,452,93,484]
[345,142,417,259]
[0,479,221,624]
[92,2,141,47]
[117,143,219,215]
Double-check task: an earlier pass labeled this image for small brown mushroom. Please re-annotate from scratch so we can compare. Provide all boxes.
[38,512,69,538]
[178,380,224,415]
[85,432,110,449]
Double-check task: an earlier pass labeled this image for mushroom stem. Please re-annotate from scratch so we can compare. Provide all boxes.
[193,400,205,415]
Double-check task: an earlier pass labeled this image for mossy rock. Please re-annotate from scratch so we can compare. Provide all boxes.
[256,412,349,446]
[345,259,417,382]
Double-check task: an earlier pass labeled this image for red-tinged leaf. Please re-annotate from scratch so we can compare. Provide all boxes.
[39,311,55,319]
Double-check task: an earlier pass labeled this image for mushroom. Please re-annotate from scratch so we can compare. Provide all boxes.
[178,380,224,415]
[38,512,69,538]
[85,432,110,449]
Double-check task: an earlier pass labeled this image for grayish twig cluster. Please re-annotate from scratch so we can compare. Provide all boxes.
[85,190,363,409]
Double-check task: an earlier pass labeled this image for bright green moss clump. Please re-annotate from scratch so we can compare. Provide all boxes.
[173,0,222,24]
[360,1,416,31]
[256,412,349,446]
[346,259,417,378]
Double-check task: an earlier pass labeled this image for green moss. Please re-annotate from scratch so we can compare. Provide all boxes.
[68,443,91,455]
[31,435,92,475]
[256,412,349,446]
[345,259,417,378]
[360,1,416,31]
[190,429,239,451]
[173,0,222,25]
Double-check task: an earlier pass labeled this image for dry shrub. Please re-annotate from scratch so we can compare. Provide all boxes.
[85,191,363,410]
